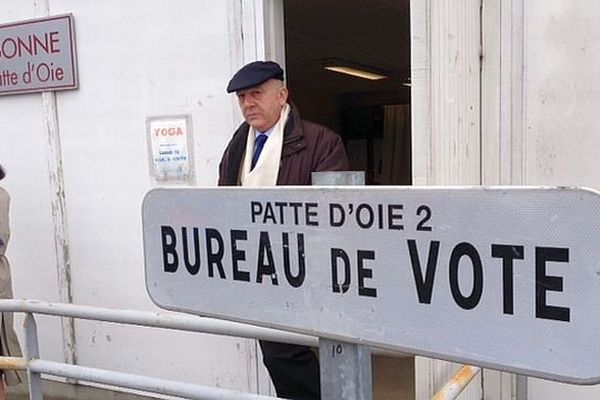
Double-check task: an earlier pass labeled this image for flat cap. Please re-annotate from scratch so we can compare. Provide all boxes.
[227,61,284,93]
[0,164,5,181]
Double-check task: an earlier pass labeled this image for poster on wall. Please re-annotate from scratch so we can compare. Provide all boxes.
[147,115,194,182]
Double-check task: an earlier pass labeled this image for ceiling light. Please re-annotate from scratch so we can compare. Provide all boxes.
[323,65,388,81]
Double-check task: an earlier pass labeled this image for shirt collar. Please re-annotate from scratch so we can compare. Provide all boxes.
[255,125,275,138]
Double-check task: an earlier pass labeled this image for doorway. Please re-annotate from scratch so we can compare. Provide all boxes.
[283,0,411,185]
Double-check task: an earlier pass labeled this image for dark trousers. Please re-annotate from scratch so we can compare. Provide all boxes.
[259,340,321,400]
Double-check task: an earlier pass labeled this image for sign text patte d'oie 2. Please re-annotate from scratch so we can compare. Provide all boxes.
[143,186,600,384]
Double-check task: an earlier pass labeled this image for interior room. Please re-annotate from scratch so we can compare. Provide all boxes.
[284,0,411,185]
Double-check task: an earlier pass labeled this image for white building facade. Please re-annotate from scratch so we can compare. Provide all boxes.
[1,1,599,399]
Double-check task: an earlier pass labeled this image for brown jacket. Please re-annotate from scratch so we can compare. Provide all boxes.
[219,104,349,185]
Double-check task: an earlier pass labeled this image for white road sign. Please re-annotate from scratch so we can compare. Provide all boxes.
[143,186,600,384]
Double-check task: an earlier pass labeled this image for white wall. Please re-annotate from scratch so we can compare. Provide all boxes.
[524,0,600,187]
[523,1,600,398]
[0,74,65,364]
[0,0,271,395]
[416,0,600,398]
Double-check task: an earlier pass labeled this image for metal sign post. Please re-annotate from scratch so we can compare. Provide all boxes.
[312,172,371,400]
[319,338,372,399]
[143,185,600,385]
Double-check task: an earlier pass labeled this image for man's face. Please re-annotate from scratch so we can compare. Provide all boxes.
[237,79,289,132]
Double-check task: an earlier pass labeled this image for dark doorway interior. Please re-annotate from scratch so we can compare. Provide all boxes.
[283,0,411,184]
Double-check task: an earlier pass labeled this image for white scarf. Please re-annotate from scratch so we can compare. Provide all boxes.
[240,104,290,187]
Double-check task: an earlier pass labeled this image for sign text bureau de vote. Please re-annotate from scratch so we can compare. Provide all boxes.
[143,186,600,384]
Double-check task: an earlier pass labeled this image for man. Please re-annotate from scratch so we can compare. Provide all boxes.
[0,164,24,399]
[219,61,349,399]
